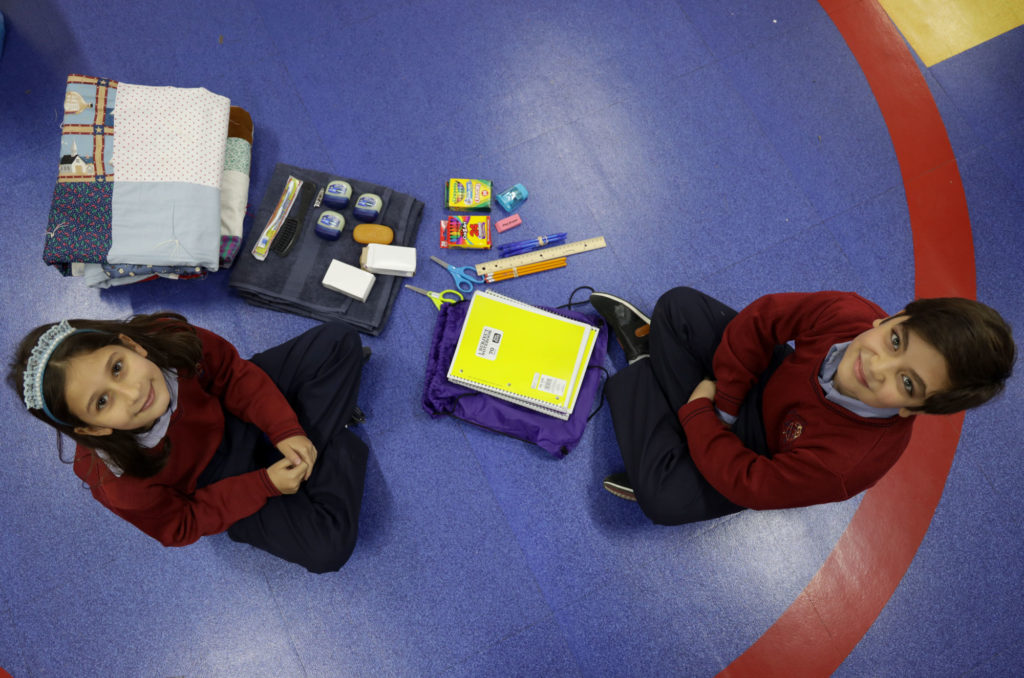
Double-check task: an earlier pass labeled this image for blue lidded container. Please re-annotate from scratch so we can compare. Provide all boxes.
[353,193,382,222]
[323,180,352,209]
[314,210,345,240]
[496,183,528,212]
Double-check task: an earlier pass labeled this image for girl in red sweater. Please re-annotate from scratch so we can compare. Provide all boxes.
[590,287,1014,525]
[8,312,369,573]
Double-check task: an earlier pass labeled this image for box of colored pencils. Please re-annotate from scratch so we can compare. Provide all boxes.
[484,257,567,283]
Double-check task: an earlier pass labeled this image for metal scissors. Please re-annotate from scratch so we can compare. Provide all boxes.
[430,255,483,293]
[404,285,464,310]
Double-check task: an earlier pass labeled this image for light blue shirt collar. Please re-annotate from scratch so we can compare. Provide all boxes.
[819,342,900,419]
[96,369,179,477]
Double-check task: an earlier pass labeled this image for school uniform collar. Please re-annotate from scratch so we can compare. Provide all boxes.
[135,369,179,447]
[96,369,179,477]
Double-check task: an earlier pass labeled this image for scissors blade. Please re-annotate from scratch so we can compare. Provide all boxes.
[404,284,433,297]
[430,256,451,269]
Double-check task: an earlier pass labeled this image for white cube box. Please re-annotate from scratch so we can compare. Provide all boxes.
[322,259,376,302]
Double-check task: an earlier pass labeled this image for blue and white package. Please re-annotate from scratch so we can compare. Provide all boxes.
[353,193,382,221]
[315,210,345,240]
[323,180,352,209]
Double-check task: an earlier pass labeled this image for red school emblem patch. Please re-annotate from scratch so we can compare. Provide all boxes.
[781,414,806,445]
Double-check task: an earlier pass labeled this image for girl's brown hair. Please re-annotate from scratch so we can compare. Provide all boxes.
[7,312,203,477]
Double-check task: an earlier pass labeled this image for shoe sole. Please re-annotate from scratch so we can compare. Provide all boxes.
[589,292,652,325]
[602,480,637,502]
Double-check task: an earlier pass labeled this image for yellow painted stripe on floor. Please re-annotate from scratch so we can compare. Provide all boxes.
[878,0,1024,66]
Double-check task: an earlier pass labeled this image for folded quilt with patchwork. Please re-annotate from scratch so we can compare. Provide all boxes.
[43,74,251,287]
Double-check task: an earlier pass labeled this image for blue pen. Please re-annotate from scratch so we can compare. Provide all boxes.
[499,232,566,251]
[501,241,566,257]
[498,232,567,256]
[500,239,567,258]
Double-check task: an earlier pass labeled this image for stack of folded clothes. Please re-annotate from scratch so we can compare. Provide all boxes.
[43,74,252,288]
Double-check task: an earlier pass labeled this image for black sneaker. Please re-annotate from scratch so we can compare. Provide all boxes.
[589,292,651,364]
[347,406,367,427]
[602,473,636,501]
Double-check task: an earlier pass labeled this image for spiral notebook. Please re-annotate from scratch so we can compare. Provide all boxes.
[446,290,600,420]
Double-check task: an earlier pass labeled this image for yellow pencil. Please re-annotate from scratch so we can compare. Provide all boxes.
[485,257,567,283]
[487,263,549,282]
[488,259,563,281]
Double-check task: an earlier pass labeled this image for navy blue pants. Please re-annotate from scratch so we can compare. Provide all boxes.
[605,287,790,525]
[198,322,369,572]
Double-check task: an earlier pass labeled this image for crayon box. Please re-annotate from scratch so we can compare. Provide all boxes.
[445,178,492,211]
[440,215,492,249]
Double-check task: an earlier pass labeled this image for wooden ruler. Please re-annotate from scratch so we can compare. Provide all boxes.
[473,236,607,275]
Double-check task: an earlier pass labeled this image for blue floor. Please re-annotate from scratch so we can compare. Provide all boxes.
[1,1,1022,676]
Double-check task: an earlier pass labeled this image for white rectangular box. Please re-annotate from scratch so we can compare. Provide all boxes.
[361,243,417,277]
[322,259,376,302]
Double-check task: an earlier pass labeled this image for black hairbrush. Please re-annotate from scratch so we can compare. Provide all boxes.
[272,181,316,256]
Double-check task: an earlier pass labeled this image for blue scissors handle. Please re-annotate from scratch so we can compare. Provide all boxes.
[430,256,483,293]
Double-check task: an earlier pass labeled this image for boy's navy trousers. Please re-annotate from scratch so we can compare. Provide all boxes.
[606,287,791,525]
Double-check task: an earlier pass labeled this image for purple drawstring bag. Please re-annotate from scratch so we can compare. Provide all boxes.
[421,299,609,457]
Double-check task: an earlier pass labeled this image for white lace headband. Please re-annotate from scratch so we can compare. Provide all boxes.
[22,320,86,426]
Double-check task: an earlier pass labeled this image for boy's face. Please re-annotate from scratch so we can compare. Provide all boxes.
[833,315,950,417]
[64,335,171,436]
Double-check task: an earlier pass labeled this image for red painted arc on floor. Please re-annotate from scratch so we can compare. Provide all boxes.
[720,0,975,676]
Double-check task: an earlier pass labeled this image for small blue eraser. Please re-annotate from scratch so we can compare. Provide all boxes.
[496,183,528,212]
[353,193,382,222]
[323,180,352,209]
[315,210,345,240]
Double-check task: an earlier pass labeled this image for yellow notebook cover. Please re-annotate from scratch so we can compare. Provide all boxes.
[446,290,599,420]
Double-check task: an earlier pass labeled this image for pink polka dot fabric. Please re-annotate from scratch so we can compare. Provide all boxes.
[112,84,230,188]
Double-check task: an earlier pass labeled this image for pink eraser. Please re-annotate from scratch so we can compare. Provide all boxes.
[495,214,522,232]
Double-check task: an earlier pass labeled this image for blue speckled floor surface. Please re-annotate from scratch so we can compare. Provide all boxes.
[0,1,1021,675]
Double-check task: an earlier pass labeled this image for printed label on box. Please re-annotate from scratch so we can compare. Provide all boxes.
[532,373,567,398]
[475,326,503,360]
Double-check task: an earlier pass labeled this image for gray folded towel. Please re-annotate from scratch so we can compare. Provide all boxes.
[229,163,423,335]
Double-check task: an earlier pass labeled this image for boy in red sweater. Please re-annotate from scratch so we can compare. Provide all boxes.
[590,287,1015,524]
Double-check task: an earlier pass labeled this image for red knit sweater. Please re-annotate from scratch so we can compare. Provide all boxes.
[73,326,305,546]
[680,291,915,510]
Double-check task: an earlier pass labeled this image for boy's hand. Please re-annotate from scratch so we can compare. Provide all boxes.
[688,379,717,404]
[266,457,308,494]
[276,435,318,481]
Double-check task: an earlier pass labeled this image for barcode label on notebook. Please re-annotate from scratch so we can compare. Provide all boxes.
[532,373,566,398]
[475,326,503,360]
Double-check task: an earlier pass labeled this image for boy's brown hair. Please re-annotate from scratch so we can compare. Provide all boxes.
[897,297,1015,414]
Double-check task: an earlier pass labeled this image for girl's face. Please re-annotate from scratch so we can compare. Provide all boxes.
[63,335,171,436]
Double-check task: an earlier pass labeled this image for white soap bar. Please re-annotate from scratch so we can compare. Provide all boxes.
[322,259,376,302]
[362,243,417,277]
